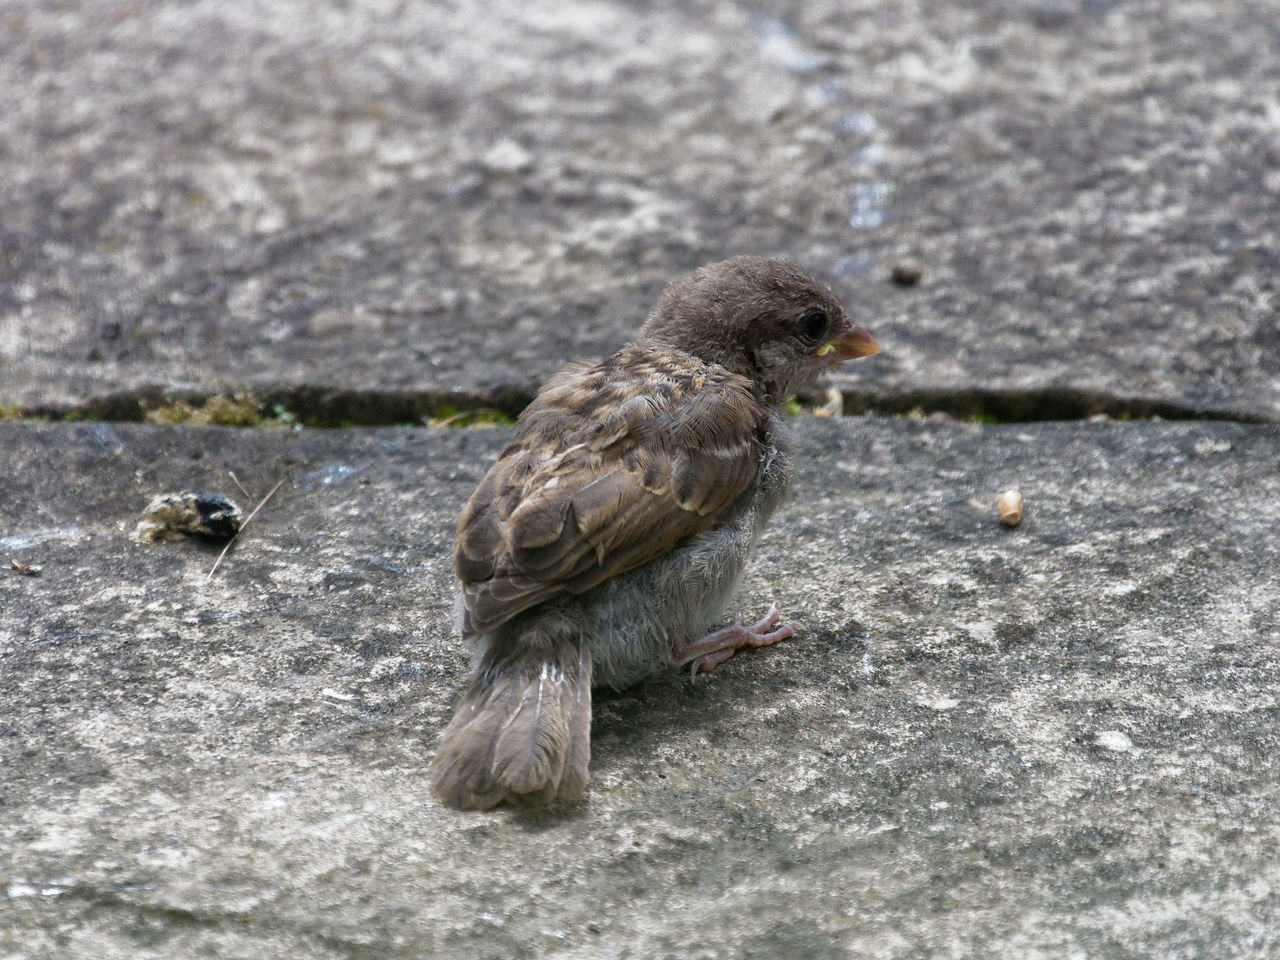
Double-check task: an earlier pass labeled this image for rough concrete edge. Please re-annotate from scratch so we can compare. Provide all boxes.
[3,382,1273,428]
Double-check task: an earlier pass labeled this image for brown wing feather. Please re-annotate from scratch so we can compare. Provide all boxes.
[454,345,769,636]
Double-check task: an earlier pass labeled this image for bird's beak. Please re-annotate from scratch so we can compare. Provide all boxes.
[815,320,880,361]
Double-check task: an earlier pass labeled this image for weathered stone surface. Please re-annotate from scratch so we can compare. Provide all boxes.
[3,419,1277,957]
[2,1,1277,418]
[3,1,1278,954]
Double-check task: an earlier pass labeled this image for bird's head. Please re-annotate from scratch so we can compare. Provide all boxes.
[639,256,880,401]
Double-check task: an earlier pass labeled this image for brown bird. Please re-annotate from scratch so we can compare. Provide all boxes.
[431,256,879,809]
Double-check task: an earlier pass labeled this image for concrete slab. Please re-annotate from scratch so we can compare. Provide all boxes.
[2,418,1277,957]
[2,1,1277,420]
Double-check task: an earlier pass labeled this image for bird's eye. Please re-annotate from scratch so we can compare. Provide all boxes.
[795,307,828,342]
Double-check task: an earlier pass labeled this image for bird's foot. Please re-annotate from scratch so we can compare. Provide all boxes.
[678,602,797,679]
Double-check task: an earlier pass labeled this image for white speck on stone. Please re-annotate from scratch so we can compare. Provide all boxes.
[1105,579,1141,598]
[5,883,67,899]
[258,791,291,811]
[322,688,356,702]
[857,143,886,166]
[293,462,367,490]
[1096,730,1134,752]
[0,526,85,551]
[838,111,878,135]
[750,14,819,73]
[254,209,287,235]
[866,822,901,836]
[960,621,997,644]
[1194,437,1233,456]
[922,697,960,711]
[482,139,533,174]
[849,182,890,228]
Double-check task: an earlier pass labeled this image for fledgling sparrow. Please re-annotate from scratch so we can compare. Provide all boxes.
[431,256,879,810]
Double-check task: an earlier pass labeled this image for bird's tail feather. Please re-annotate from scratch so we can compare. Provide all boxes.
[431,637,591,810]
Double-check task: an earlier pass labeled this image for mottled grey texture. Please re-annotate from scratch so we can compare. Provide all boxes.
[2,420,1278,958]
[4,0,1279,952]
[2,0,1277,418]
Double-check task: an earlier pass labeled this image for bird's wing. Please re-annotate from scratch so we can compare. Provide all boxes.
[454,348,769,636]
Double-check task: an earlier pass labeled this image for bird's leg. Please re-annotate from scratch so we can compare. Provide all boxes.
[678,602,798,678]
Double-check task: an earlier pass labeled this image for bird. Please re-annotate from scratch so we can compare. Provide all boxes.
[430,256,879,810]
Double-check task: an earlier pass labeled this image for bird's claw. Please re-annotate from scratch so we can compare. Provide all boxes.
[680,602,798,680]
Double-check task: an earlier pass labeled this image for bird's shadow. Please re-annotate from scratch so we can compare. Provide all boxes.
[501,627,871,829]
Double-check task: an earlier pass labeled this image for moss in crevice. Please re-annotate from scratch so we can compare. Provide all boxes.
[425,408,516,429]
[144,394,263,427]
[141,394,301,428]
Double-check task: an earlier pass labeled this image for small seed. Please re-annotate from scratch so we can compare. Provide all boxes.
[997,489,1023,527]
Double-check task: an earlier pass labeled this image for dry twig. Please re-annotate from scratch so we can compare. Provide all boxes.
[206,478,285,581]
[228,471,253,499]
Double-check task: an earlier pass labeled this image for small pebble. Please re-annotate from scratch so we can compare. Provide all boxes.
[997,489,1023,527]
[890,261,923,286]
